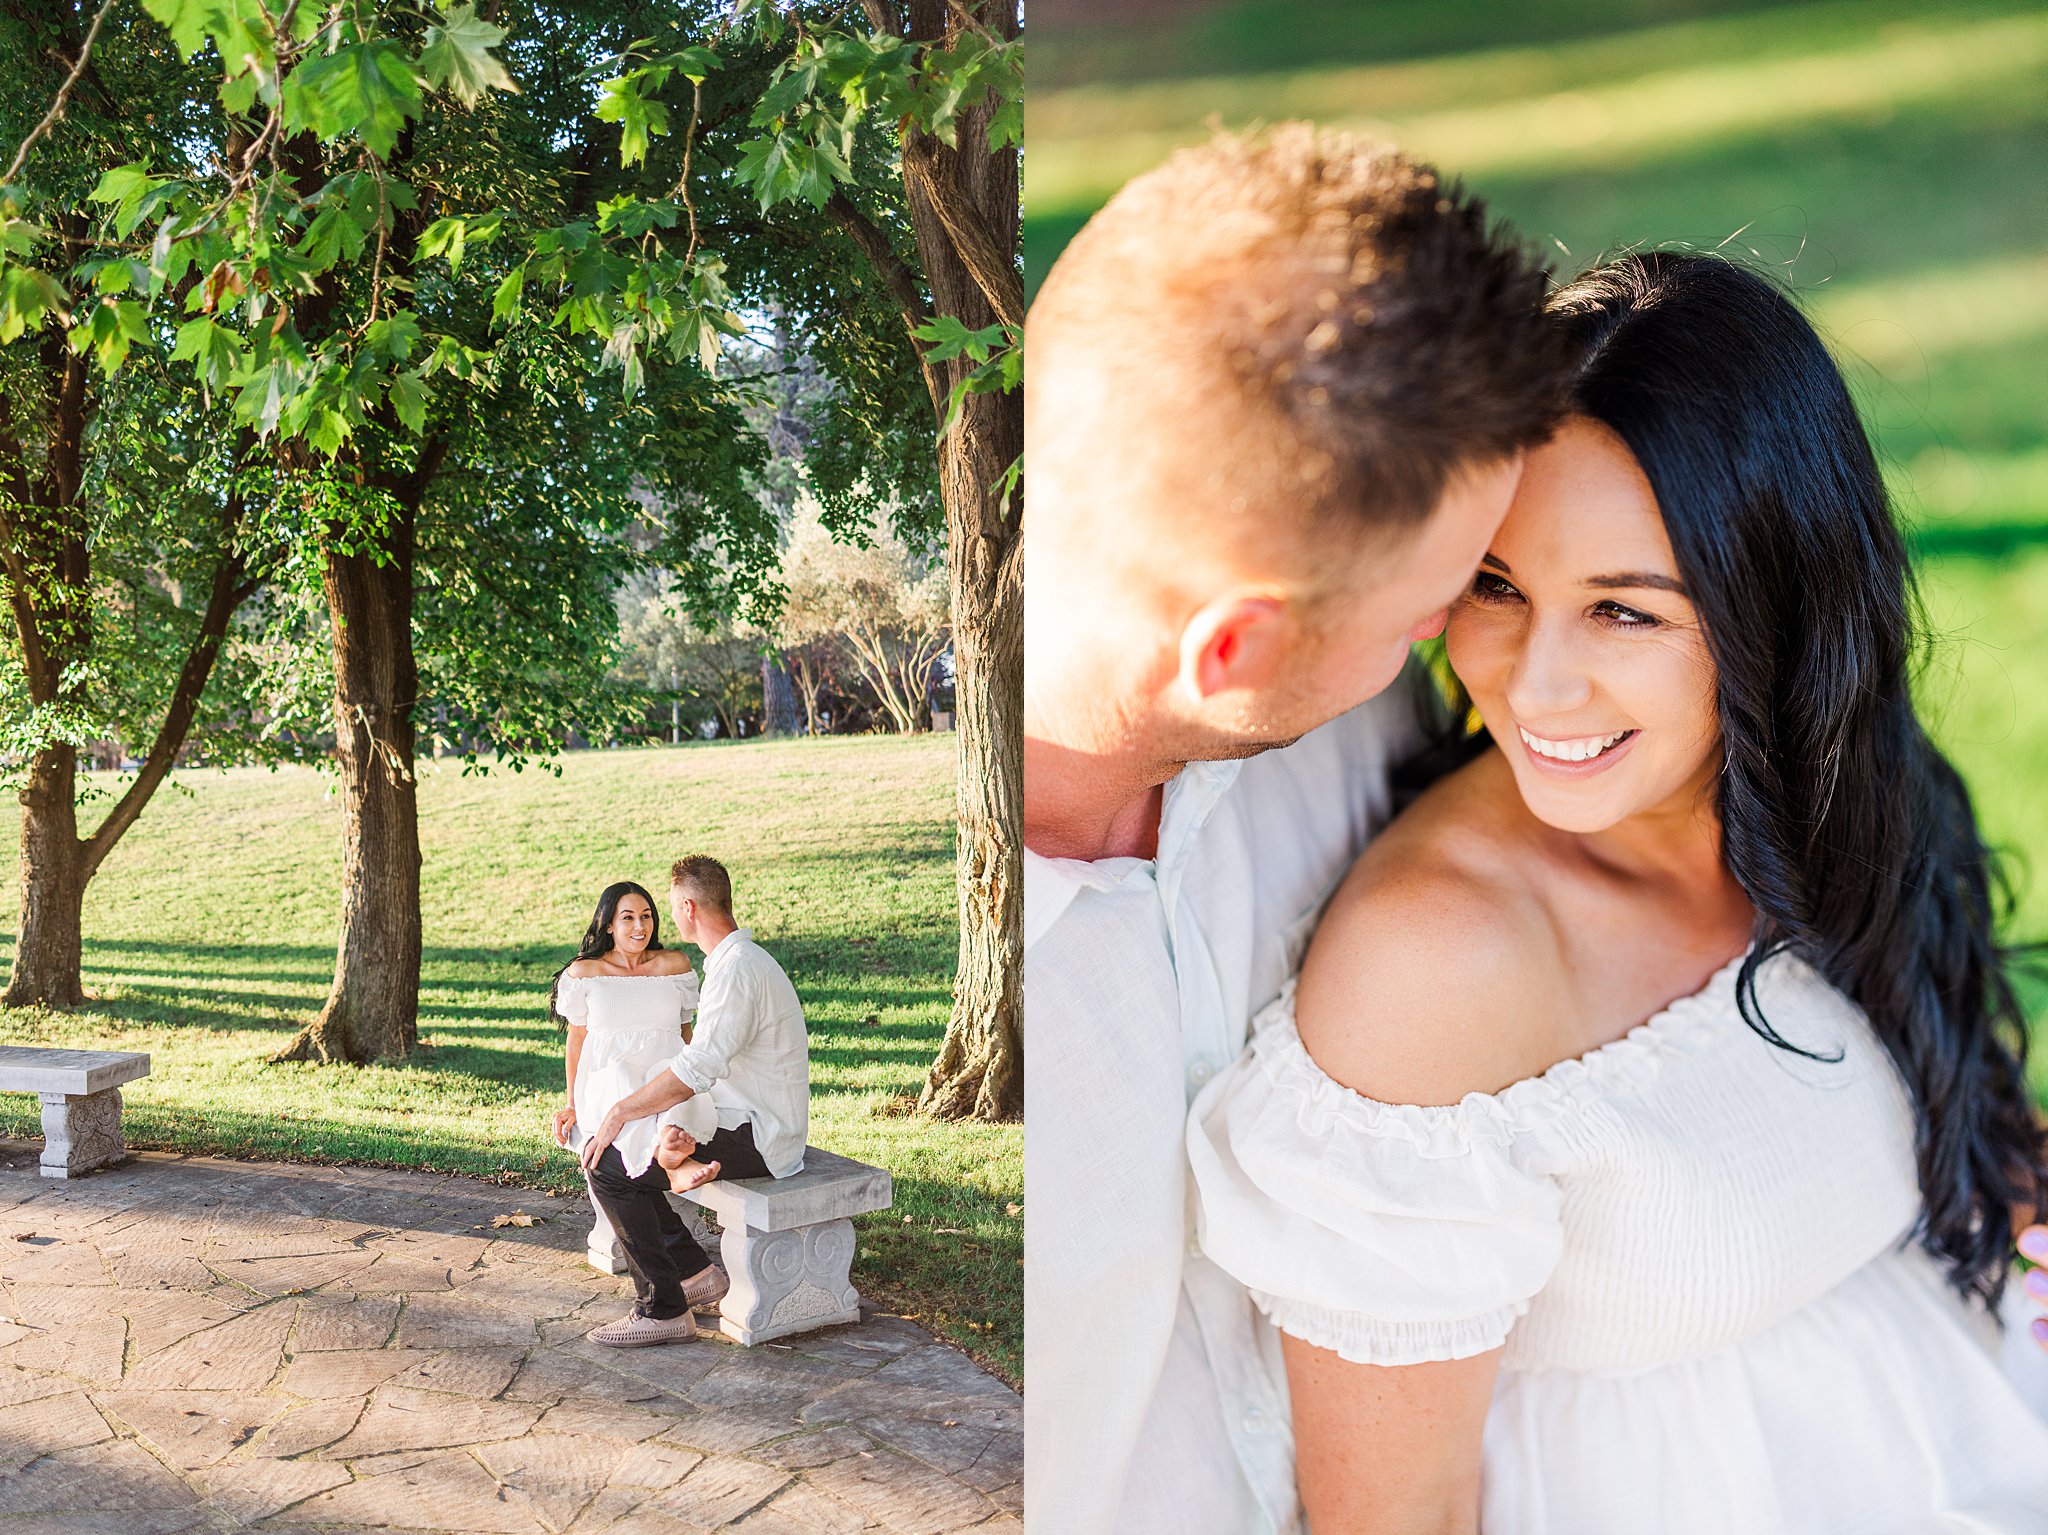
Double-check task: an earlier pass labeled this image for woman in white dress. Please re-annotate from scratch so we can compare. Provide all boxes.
[550,881,719,1187]
[1189,252,2048,1532]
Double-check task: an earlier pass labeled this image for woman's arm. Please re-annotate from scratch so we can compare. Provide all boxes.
[1286,1334,1500,1535]
[553,1024,586,1146]
[1278,819,1567,1526]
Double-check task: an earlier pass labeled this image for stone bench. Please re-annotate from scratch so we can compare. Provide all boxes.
[586,1145,894,1345]
[0,1046,151,1178]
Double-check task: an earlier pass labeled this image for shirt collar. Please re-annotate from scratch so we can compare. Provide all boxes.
[1023,848,1149,951]
[1155,758,1241,910]
[704,928,752,970]
[1022,758,1244,951]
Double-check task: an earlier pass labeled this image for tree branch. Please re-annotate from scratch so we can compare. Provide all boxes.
[82,437,262,878]
[858,0,907,38]
[1,0,118,187]
[901,136,1022,331]
[825,191,944,417]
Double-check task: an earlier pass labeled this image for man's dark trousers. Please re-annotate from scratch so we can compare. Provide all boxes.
[585,1123,775,1320]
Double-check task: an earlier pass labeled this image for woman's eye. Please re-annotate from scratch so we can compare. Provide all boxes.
[1594,600,1658,628]
[1470,572,1521,601]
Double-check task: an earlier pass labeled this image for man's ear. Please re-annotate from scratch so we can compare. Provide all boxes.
[1177,593,1291,702]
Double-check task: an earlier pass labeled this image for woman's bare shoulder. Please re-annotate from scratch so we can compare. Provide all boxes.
[564,956,600,979]
[648,948,695,976]
[1295,752,1571,1106]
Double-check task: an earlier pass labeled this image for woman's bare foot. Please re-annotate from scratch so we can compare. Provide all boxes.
[667,1157,723,1193]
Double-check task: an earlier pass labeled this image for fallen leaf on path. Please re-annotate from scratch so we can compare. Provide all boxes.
[492,1212,543,1228]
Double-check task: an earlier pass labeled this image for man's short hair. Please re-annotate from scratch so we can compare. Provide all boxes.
[1034,124,1570,545]
[669,855,732,914]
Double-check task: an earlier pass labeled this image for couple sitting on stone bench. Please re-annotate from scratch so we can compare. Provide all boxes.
[551,855,809,1348]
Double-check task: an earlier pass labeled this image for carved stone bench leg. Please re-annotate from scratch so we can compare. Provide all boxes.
[714,1216,862,1345]
[40,1088,126,1179]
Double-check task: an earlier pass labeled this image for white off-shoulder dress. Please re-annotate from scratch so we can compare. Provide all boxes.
[1188,951,2048,1532]
[559,971,717,1177]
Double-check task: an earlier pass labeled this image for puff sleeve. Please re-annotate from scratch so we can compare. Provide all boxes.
[555,973,589,1028]
[1187,985,1566,1366]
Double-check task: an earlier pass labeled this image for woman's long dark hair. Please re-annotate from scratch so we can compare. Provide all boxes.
[548,881,665,1024]
[1544,250,2044,1306]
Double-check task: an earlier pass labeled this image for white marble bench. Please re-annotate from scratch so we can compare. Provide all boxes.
[586,1145,894,1344]
[0,1046,150,1178]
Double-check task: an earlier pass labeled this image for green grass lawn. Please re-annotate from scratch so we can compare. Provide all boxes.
[0,734,1022,1384]
[1031,0,2048,1039]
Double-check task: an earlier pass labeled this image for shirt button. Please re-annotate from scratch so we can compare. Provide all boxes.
[1188,1059,1215,1088]
[1242,1407,1267,1434]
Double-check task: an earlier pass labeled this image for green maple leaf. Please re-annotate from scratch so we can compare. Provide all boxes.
[88,164,167,239]
[142,0,221,60]
[386,370,431,435]
[365,313,423,362]
[76,297,150,375]
[420,3,517,108]
[0,266,67,343]
[595,76,669,169]
[491,264,526,327]
[286,41,423,160]
[298,202,369,270]
[170,316,246,391]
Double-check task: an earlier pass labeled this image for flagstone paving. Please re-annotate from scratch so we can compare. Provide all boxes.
[0,1144,1021,1534]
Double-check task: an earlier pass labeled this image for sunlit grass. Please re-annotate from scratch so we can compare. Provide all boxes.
[1030,2,2048,242]
[0,735,1022,1383]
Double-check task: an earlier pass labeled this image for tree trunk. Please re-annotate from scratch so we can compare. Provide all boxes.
[276,517,422,1064]
[763,652,800,735]
[6,745,87,1009]
[1,523,252,1010]
[901,0,1024,1120]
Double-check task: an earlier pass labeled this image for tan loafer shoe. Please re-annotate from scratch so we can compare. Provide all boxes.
[683,1264,731,1312]
[588,1310,697,1347]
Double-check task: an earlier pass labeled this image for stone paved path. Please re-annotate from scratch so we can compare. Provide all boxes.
[0,1145,1021,1534]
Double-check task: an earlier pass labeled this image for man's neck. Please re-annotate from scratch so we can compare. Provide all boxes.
[1024,731,1178,862]
[696,916,740,957]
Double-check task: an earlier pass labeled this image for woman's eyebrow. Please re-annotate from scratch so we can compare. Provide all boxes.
[1586,571,1688,595]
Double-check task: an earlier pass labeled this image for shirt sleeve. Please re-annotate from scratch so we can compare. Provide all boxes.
[554,973,589,1028]
[1187,986,1566,1366]
[670,956,751,1094]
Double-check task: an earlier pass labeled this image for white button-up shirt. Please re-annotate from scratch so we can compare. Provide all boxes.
[667,928,810,1178]
[1023,683,1428,1535]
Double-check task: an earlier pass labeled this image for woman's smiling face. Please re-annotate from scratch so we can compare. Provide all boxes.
[609,892,657,955]
[1446,415,1721,836]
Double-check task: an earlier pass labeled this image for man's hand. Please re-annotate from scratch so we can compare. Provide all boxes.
[551,1104,577,1148]
[580,1109,626,1171]
[577,1069,694,1172]
[2021,1226,2048,1349]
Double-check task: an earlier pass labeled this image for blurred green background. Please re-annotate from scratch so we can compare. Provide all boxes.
[1030,0,2048,1035]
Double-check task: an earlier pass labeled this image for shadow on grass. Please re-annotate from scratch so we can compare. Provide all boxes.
[30,929,954,1025]
[1911,521,2048,563]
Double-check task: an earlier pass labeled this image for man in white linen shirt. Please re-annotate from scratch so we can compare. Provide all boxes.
[1023,125,1571,1534]
[579,855,810,1347]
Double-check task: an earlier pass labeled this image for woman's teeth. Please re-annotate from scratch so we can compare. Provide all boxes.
[1518,726,1633,763]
